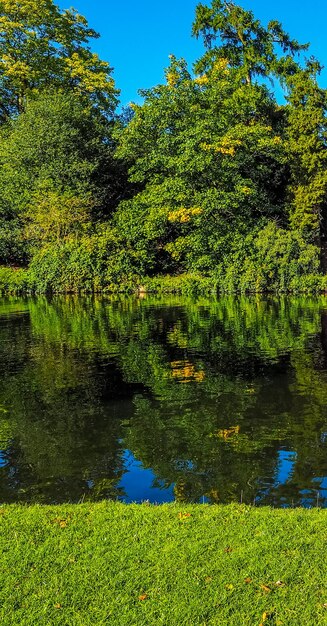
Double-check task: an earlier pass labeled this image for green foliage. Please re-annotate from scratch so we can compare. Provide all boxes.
[27,226,142,293]
[0,0,118,119]
[141,273,217,295]
[108,1,327,293]
[0,218,27,265]
[0,266,30,293]
[0,0,327,292]
[0,90,123,263]
[193,0,307,84]
[211,223,325,293]
[115,56,289,280]
[284,63,327,271]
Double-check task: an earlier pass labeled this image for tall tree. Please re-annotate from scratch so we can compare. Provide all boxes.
[285,62,327,271]
[192,0,307,84]
[115,55,288,276]
[0,0,118,120]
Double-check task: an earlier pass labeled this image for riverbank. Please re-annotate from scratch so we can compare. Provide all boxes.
[0,503,326,625]
[1,265,327,296]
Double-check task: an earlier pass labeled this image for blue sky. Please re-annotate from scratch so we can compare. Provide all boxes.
[61,0,327,106]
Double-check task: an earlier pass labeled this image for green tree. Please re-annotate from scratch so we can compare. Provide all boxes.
[0,0,118,119]
[115,55,288,277]
[112,0,326,291]
[0,90,121,261]
[285,62,327,271]
[192,0,307,84]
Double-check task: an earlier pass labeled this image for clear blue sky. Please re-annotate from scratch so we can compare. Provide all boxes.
[61,0,327,106]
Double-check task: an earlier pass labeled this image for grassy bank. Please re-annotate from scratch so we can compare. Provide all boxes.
[0,503,326,625]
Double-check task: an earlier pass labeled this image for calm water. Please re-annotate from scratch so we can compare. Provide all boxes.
[0,295,327,507]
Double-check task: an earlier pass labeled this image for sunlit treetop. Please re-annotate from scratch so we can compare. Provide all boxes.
[192,0,309,85]
[0,0,118,119]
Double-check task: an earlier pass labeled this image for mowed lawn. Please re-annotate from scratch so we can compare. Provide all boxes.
[0,503,326,625]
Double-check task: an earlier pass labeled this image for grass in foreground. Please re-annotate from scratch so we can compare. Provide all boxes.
[0,503,326,625]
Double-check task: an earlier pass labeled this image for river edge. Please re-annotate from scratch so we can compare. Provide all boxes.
[2,266,327,296]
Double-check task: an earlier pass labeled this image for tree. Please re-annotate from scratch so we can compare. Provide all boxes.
[285,61,327,271]
[0,90,119,259]
[1,0,327,292]
[112,0,326,290]
[192,0,307,84]
[115,55,288,276]
[0,0,118,120]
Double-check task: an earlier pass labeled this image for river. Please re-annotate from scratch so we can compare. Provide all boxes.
[0,295,326,506]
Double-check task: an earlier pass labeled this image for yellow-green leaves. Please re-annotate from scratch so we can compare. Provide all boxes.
[0,0,118,118]
[25,186,93,244]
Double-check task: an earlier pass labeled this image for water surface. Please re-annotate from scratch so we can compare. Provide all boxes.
[0,295,327,506]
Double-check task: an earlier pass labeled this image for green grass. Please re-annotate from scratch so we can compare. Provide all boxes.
[0,503,326,625]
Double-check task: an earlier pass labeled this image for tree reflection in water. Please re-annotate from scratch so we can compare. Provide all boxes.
[0,295,326,506]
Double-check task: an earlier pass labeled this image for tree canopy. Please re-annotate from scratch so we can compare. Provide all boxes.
[192,0,308,83]
[0,0,327,294]
[0,0,118,119]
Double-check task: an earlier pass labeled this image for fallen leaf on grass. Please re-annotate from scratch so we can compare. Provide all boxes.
[139,594,148,601]
[178,512,191,520]
[224,546,233,553]
[244,577,252,584]
[275,580,285,587]
[260,584,271,593]
[51,518,68,528]
[259,611,275,624]
[323,603,327,608]
[54,604,62,609]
